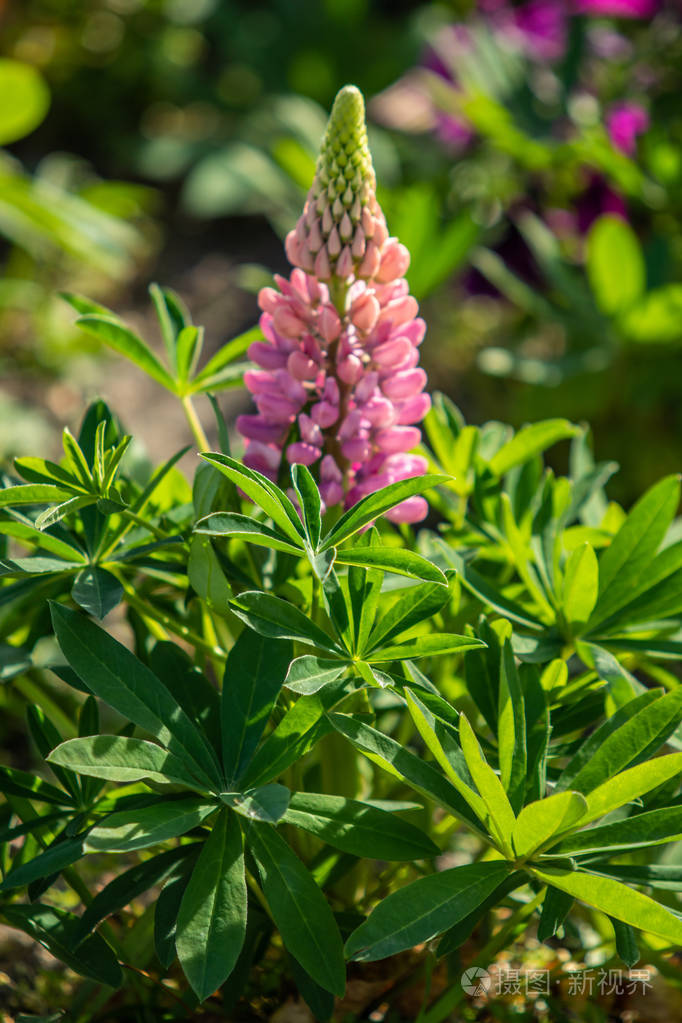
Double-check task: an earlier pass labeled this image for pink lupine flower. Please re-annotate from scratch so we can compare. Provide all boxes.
[606,102,649,155]
[237,86,431,525]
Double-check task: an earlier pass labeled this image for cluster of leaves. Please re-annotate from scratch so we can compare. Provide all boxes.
[1,298,682,1021]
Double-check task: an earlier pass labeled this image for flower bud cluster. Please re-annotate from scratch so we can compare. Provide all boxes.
[237,86,431,524]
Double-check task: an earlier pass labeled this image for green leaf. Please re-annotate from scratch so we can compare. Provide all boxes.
[284,656,348,695]
[283,792,439,860]
[74,315,176,392]
[50,603,222,788]
[622,283,682,343]
[537,886,573,942]
[586,215,645,316]
[591,475,681,627]
[221,630,293,786]
[77,845,194,940]
[530,867,682,945]
[437,547,545,631]
[221,784,290,823]
[291,464,321,550]
[497,640,526,813]
[488,421,579,478]
[241,688,343,790]
[199,453,304,545]
[369,633,485,662]
[0,765,72,806]
[0,485,73,508]
[345,861,513,962]
[249,821,346,996]
[35,496,96,530]
[176,809,247,1001]
[0,59,50,145]
[557,687,682,796]
[320,474,450,552]
[0,835,85,892]
[228,591,343,655]
[0,519,86,562]
[367,580,451,653]
[334,546,447,586]
[85,798,216,853]
[512,792,588,858]
[611,918,639,967]
[48,736,207,790]
[551,804,682,856]
[459,715,516,853]
[0,905,122,988]
[71,567,123,619]
[328,714,480,828]
[562,543,598,630]
[554,688,662,793]
[580,752,682,826]
[192,326,261,388]
[176,326,204,382]
[187,536,233,610]
[194,512,302,556]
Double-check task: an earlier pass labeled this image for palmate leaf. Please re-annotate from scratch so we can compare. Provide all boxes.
[249,821,346,996]
[345,861,514,962]
[176,808,247,1002]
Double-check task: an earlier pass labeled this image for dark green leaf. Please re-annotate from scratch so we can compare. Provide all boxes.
[249,821,346,996]
[71,567,123,619]
[85,798,216,853]
[176,809,247,1001]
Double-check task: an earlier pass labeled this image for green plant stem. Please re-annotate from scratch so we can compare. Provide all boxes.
[245,867,275,924]
[121,583,226,660]
[421,887,546,1023]
[182,394,210,451]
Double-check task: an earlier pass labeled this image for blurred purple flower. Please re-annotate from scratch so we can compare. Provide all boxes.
[510,0,568,60]
[606,102,649,153]
[572,0,660,16]
[576,175,628,233]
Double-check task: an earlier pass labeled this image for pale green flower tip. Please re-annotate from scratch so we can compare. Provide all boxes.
[319,85,374,189]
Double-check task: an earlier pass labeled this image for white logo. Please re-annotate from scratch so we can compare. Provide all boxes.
[461,966,492,996]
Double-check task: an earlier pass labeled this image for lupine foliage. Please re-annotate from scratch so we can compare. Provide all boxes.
[1,87,682,1021]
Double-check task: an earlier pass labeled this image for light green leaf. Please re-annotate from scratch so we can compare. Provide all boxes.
[488,421,579,478]
[530,867,682,945]
[320,474,450,552]
[512,791,588,858]
[586,215,645,316]
[74,315,176,392]
[562,543,598,630]
[459,715,516,853]
[580,752,682,826]
[0,59,50,145]
[334,546,447,586]
[284,655,348,695]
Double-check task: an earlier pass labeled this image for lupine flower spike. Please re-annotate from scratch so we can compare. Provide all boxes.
[237,85,431,524]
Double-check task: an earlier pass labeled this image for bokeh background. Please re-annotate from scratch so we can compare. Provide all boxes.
[1,0,681,503]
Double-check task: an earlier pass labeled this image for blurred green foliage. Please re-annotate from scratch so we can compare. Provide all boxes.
[1,0,682,498]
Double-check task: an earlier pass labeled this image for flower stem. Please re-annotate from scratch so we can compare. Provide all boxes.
[181,394,210,451]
